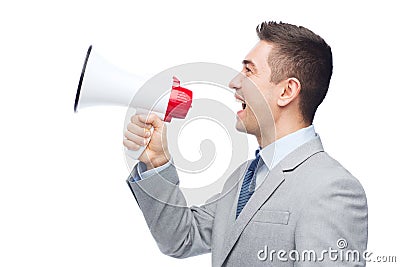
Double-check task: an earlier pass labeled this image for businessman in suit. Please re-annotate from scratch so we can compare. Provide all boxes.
[123,21,368,266]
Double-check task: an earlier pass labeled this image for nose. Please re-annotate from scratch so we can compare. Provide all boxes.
[229,72,243,91]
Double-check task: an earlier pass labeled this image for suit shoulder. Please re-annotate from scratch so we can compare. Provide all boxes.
[298,151,366,197]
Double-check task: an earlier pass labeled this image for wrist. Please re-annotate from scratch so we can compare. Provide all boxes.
[146,152,171,170]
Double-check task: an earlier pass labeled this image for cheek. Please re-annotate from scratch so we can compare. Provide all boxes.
[242,79,262,102]
[243,77,277,114]
[248,93,276,124]
[247,91,272,113]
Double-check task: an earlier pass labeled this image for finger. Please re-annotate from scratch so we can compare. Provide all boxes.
[138,113,164,130]
[126,122,151,138]
[123,139,142,151]
[124,131,149,146]
[131,115,152,129]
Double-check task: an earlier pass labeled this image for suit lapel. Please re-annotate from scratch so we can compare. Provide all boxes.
[217,137,324,266]
[218,166,285,266]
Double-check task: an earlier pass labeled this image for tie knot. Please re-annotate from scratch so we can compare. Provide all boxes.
[249,148,261,171]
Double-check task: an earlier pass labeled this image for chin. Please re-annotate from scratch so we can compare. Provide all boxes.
[235,124,245,133]
[235,119,249,134]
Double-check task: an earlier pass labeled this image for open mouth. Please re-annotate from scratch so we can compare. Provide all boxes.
[235,94,246,110]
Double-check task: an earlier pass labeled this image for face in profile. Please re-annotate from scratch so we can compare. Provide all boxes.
[229,41,279,138]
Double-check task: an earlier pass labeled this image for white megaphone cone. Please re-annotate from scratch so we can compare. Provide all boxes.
[74,46,193,159]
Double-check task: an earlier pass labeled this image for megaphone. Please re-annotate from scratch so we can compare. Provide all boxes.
[74,46,193,159]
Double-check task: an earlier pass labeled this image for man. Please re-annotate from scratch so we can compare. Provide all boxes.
[123,21,368,266]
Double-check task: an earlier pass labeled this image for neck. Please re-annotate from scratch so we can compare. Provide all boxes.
[256,119,310,148]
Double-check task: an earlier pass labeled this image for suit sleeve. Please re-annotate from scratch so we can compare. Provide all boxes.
[126,162,219,258]
[294,175,368,267]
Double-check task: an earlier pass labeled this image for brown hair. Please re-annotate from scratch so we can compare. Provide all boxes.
[256,21,333,123]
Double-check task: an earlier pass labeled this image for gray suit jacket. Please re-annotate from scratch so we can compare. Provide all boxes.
[126,137,368,266]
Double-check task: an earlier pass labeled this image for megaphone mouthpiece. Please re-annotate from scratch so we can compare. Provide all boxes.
[164,86,193,122]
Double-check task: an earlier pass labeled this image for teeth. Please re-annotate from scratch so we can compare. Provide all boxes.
[235,95,246,110]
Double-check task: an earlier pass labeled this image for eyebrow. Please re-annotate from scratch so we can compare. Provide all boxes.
[242,59,257,71]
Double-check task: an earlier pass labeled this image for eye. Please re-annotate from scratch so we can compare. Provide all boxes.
[243,66,252,74]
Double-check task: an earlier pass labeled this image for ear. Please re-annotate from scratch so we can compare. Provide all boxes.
[277,78,301,107]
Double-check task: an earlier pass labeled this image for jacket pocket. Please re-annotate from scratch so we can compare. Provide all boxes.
[252,210,290,225]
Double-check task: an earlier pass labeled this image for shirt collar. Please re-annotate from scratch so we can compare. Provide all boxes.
[259,125,318,170]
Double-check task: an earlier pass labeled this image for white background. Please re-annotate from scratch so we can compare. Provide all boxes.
[1,0,399,266]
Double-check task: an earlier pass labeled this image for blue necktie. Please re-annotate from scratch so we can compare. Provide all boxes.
[236,149,261,219]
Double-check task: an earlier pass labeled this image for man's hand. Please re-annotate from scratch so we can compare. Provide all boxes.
[123,113,171,170]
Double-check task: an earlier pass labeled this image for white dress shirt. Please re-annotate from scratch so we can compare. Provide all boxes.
[253,124,318,189]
